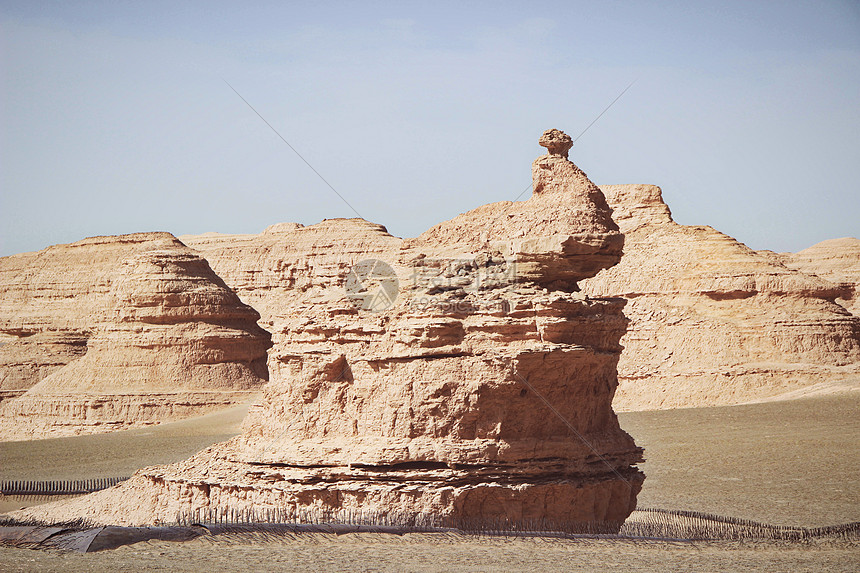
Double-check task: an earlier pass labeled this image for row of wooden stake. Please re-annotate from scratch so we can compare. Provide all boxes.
[0,477,129,496]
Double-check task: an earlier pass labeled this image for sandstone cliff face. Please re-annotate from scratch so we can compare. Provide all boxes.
[780,237,860,316]
[0,233,181,397]
[580,185,860,410]
[0,236,271,439]
[16,130,643,530]
[0,331,87,402]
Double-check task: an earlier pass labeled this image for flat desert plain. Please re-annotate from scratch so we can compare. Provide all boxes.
[1,392,858,572]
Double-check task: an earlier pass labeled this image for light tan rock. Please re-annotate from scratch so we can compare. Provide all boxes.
[0,331,87,402]
[0,233,182,333]
[180,219,402,325]
[412,130,622,288]
[0,233,182,396]
[0,237,271,439]
[15,131,643,531]
[781,237,860,316]
[580,185,860,411]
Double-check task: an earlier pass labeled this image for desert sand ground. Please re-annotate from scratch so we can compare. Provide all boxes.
[1,391,858,571]
[619,391,860,527]
[0,400,252,514]
[1,533,857,572]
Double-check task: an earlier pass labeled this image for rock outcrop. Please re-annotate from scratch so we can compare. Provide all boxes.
[179,219,403,325]
[0,235,271,439]
[14,130,643,531]
[780,237,860,316]
[414,130,622,288]
[0,331,87,402]
[0,233,180,399]
[580,185,860,410]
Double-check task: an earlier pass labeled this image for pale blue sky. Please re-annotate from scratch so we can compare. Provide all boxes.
[2,1,858,256]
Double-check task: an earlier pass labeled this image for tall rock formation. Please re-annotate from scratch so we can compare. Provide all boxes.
[580,185,860,410]
[14,130,643,531]
[0,235,271,439]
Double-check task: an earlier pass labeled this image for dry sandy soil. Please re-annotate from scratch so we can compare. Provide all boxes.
[1,392,858,571]
[619,392,860,527]
[1,533,857,573]
[0,401,251,514]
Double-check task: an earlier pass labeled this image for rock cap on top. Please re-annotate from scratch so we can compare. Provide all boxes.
[539,128,573,159]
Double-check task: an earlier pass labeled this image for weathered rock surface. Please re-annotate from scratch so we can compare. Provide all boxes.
[0,233,180,397]
[780,237,860,316]
[580,185,860,410]
[180,219,403,325]
[0,236,271,439]
[14,130,643,530]
[0,331,87,402]
[413,133,622,288]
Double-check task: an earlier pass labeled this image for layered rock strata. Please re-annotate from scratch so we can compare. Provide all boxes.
[15,130,643,530]
[0,236,271,439]
[780,237,860,316]
[0,233,181,399]
[415,128,622,288]
[179,220,403,325]
[0,331,87,402]
[580,184,860,410]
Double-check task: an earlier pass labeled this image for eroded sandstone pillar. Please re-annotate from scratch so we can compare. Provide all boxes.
[13,131,643,531]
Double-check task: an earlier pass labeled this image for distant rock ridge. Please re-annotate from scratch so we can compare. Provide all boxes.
[0,234,271,439]
[0,233,181,395]
[780,237,860,316]
[180,218,401,326]
[14,130,644,531]
[580,184,860,410]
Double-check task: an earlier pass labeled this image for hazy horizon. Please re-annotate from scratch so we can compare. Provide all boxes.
[2,1,858,257]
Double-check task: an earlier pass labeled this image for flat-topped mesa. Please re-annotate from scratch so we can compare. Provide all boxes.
[413,129,622,289]
[0,240,272,439]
